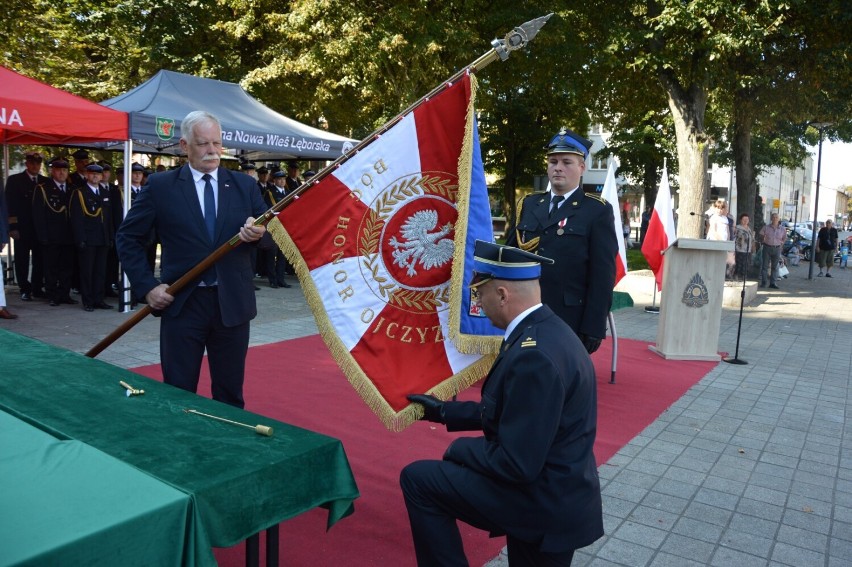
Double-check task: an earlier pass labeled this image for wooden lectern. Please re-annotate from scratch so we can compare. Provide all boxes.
[649,238,734,361]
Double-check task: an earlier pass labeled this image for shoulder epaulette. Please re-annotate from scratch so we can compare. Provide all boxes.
[584,192,608,205]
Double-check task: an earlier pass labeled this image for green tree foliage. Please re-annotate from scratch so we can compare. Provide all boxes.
[2,0,848,234]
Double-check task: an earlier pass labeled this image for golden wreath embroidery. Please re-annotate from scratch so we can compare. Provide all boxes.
[358,173,458,314]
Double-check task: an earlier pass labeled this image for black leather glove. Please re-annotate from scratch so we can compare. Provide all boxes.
[406,394,445,424]
[580,334,602,354]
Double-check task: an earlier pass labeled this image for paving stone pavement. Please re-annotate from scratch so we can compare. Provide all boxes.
[2,244,850,567]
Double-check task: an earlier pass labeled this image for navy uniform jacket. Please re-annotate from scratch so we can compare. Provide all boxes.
[263,185,287,208]
[440,305,603,552]
[69,184,114,247]
[115,165,267,327]
[506,190,617,339]
[6,171,49,241]
[32,181,72,244]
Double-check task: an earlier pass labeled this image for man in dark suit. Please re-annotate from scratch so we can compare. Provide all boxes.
[116,110,267,408]
[32,158,78,307]
[505,127,617,354]
[403,240,603,567]
[6,150,48,301]
[69,163,114,312]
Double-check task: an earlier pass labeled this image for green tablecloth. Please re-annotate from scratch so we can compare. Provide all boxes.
[0,329,359,552]
[0,410,213,567]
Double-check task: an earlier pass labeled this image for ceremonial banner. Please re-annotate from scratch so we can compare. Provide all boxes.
[271,74,500,431]
[601,161,628,284]
[641,165,676,291]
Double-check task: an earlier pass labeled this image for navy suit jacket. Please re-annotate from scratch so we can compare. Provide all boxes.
[439,305,603,552]
[116,165,266,326]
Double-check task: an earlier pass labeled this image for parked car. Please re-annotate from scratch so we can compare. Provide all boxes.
[784,229,814,261]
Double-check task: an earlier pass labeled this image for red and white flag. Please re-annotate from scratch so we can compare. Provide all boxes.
[270,74,498,431]
[601,161,627,284]
[641,164,676,291]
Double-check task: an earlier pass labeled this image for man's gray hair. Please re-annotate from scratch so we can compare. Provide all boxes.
[181,111,221,143]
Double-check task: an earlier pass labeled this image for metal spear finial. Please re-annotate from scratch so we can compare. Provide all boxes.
[492,14,554,61]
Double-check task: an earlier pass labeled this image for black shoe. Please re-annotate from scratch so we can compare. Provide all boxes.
[825,273,832,278]
[269,282,279,289]
[769,284,780,289]
[61,297,79,305]
[49,300,60,307]
[278,281,291,288]
[94,302,113,310]
[83,305,95,312]
[20,293,32,302]
[254,286,261,291]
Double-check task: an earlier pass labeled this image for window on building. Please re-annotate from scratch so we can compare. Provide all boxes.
[590,153,608,170]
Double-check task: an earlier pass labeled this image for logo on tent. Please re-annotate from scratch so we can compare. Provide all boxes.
[156,117,175,141]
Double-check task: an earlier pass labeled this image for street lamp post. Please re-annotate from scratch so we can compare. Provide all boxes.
[808,123,830,279]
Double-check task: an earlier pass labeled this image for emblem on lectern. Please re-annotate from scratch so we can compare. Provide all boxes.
[682,273,709,308]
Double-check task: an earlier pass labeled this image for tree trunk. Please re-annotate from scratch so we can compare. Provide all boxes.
[643,142,658,209]
[732,98,756,224]
[661,76,710,239]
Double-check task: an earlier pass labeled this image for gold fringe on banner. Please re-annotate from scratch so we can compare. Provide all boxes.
[447,74,502,356]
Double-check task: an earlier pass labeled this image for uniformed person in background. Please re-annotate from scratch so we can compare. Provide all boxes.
[261,171,291,288]
[69,149,90,189]
[69,163,114,311]
[99,162,123,298]
[5,150,48,301]
[284,161,302,193]
[505,127,617,354]
[32,158,77,307]
[403,240,603,567]
[239,161,257,179]
[254,165,275,280]
[126,163,157,278]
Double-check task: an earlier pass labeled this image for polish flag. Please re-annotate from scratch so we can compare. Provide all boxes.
[601,161,627,284]
[641,164,676,291]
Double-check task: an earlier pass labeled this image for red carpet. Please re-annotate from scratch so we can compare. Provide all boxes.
[133,335,717,566]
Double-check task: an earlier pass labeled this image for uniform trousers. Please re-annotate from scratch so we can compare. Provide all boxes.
[78,245,107,306]
[42,243,74,302]
[13,238,43,294]
[160,286,249,408]
[400,460,575,567]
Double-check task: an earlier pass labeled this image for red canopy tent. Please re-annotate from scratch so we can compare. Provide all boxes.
[0,66,128,144]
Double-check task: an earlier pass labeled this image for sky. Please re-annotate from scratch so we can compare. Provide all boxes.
[809,140,850,191]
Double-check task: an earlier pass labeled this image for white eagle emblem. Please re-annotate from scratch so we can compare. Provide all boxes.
[388,209,454,277]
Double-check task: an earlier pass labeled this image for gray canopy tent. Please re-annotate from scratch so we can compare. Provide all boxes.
[100,70,355,160]
[99,70,357,313]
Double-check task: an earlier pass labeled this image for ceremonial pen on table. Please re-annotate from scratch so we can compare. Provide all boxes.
[184,409,274,437]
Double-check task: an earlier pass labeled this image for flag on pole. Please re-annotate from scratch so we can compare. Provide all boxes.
[601,161,627,284]
[269,74,501,431]
[641,164,676,291]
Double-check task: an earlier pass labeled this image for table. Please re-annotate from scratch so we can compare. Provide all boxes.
[0,410,211,566]
[0,329,359,565]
